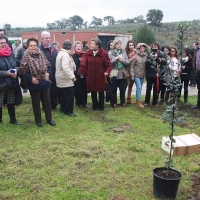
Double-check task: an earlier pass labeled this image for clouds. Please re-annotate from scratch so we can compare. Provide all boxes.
[1,0,199,28]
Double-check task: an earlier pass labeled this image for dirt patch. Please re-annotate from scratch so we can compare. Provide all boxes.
[111,128,125,133]
[90,115,115,123]
[176,122,194,129]
[110,196,128,200]
[190,171,200,200]
[70,150,91,158]
[108,123,133,134]
[177,105,200,118]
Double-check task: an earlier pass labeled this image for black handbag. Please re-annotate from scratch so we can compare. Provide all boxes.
[5,77,17,89]
[0,78,8,91]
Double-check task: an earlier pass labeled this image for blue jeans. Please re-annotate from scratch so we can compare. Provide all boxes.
[134,77,144,101]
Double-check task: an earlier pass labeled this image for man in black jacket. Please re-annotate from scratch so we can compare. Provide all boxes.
[39,31,58,110]
[191,41,200,109]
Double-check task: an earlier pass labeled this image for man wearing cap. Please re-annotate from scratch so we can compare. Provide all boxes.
[12,38,22,57]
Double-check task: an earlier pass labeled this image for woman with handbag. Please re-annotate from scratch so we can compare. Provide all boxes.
[109,39,130,107]
[125,40,137,104]
[0,35,21,124]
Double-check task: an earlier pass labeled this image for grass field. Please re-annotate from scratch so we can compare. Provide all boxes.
[0,95,200,200]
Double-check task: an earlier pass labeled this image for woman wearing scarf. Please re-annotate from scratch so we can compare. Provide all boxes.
[72,41,87,108]
[109,39,130,107]
[0,35,21,124]
[22,38,56,127]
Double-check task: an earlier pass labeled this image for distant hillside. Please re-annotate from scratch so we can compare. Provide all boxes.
[6,20,200,48]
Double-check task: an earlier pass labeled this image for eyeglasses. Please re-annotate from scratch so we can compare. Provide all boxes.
[0,42,7,45]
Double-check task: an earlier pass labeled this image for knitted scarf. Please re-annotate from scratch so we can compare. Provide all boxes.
[0,45,11,57]
[115,49,123,69]
[23,49,51,82]
[181,56,189,63]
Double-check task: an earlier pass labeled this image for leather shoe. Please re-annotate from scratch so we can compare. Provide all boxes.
[47,120,56,126]
[10,119,22,125]
[67,113,77,117]
[36,122,43,127]
[191,105,200,109]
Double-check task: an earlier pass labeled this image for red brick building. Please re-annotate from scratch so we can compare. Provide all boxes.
[22,31,132,50]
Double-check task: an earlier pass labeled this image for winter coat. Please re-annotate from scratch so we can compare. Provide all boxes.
[12,44,22,57]
[180,58,193,81]
[72,53,87,95]
[39,43,57,80]
[130,52,147,78]
[23,67,52,91]
[56,48,76,88]
[109,49,130,79]
[168,57,181,77]
[0,52,22,105]
[78,48,112,92]
[145,50,167,78]
[16,46,27,67]
[193,47,200,77]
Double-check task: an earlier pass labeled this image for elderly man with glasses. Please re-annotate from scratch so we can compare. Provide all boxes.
[39,31,58,110]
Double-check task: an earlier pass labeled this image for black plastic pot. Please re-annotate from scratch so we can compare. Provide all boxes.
[153,167,182,199]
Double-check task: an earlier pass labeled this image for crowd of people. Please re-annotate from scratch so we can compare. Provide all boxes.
[0,28,200,127]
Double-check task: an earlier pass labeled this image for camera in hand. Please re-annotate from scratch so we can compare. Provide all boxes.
[10,69,16,73]
[152,49,157,55]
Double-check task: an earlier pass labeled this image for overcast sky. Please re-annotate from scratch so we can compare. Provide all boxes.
[0,0,199,28]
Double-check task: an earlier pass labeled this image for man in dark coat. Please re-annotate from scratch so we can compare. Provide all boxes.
[39,31,58,110]
[191,41,200,109]
[78,38,112,111]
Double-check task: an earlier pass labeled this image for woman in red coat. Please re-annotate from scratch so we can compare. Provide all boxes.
[79,38,112,111]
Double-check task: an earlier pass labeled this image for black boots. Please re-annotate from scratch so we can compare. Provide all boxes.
[0,107,3,124]
[184,91,188,104]
[7,104,21,125]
